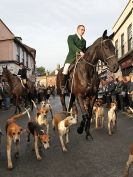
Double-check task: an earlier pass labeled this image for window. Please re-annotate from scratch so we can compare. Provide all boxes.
[16,45,20,62]
[127,24,132,51]
[22,49,24,64]
[26,53,28,67]
[121,33,124,56]
[115,40,118,58]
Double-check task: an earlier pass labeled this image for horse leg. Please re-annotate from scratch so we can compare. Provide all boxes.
[77,95,88,134]
[85,96,96,140]
[18,104,21,113]
[60,94,67,111]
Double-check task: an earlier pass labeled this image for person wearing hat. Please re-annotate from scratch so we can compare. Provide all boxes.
[17,62,28,88]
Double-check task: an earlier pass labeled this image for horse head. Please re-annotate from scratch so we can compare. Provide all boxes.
[98,30,119,73]
[2,66,8,80]
[2,66,14,83]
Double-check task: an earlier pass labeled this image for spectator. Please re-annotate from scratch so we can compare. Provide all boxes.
[129,73,133,108]
[106,77,116,107]
[115,76,126,111]
[2,82,11,110]
[0,83,3,109]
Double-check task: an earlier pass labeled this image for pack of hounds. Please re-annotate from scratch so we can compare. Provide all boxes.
[0,99,132,177]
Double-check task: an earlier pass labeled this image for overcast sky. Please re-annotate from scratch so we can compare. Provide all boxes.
[0,0,128,71]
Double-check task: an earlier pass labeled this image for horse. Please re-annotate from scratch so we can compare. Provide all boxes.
[56,30,119,139]
[2,67,36,113]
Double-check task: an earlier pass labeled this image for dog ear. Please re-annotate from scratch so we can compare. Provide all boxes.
[21,128,27,134]
[64,119,69,127]
[37,112,41,117]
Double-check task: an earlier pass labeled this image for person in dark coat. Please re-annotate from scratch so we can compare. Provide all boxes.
[17,62,28,87]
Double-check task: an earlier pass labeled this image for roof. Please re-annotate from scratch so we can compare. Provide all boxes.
[0,19,14,35]
[112,0,132,30]
[14,37,36,59]
[0,19,36,59]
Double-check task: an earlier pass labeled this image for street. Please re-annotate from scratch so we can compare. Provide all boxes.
[0,96,133,177]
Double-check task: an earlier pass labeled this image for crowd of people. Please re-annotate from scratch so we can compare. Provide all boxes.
[98,73,133,112]
[0,72,133,114]
[36,83,56,102]
[0,80,56,110]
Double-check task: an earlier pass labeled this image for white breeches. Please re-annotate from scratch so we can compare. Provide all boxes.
[62,63,70,75]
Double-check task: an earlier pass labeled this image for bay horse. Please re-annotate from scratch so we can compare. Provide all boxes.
[2,67,36,113]
[56,30,119,139]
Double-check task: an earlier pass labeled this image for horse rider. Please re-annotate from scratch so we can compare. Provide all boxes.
[61,25,86,93]
[17,62,28,89]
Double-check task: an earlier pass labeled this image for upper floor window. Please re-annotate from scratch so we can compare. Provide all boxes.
[115,40,118,58]
[127,24,132,51]
[16,45,20,62]
[121,33,124,56]
[22,49,25,64]
[26,53,28,68]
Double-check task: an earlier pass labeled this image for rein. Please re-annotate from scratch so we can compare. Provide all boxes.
[67,55,83,111]
[100,39,115,66]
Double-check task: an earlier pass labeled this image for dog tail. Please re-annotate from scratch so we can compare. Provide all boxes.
[25,108,31,120]
[9,109,30,121]
[31,99,37,108]
[129,107,133,113]
[31,99,37,116]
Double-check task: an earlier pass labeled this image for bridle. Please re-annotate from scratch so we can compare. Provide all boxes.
[79,38,115,68]
[100,38,115,67]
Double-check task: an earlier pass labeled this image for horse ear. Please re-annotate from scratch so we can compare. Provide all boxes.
[5,65,7,69]
[102,30,107,39]
[109,32,115,40]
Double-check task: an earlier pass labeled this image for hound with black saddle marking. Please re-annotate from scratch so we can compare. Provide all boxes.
[25,108,50,160]
[32,100,49,134]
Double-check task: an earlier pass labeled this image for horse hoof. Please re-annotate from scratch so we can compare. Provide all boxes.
[77,126,84,134]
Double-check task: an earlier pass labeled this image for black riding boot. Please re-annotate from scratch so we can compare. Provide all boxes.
[61,74,67,94]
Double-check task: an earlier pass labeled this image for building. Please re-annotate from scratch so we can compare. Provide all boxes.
[36,75,56,87]
[0,19,36,81]
[112,0,133,76]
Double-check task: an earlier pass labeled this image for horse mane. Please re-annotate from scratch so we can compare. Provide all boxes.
[85,37,101,53]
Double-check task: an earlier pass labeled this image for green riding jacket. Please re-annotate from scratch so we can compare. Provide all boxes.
[64,34,86,64]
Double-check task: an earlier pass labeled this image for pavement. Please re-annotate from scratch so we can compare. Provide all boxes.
[0,96,133,177]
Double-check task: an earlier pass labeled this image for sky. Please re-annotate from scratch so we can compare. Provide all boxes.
[0,0,128,71]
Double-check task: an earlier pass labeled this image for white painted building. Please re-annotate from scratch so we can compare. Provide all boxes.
[112,0,133,76]
[0,19,36,81]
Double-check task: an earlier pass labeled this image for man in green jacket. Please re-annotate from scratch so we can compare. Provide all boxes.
[61,25,86,93]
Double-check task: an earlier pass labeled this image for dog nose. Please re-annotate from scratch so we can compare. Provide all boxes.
[16,139,19,143]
